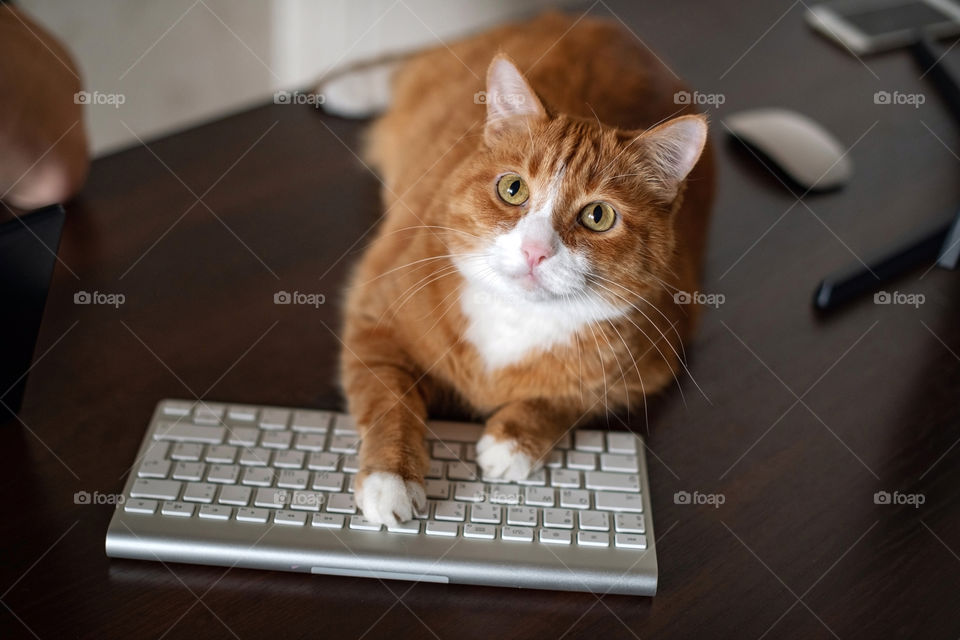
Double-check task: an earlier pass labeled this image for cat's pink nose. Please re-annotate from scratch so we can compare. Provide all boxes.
[521,242,552,269]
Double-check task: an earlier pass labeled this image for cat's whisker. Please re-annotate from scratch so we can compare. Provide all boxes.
[576,289,630,423]
[381,225,486,242]
[375,264,462,325]
[351,252,484,288]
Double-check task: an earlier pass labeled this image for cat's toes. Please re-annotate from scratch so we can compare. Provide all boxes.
[356,471,426,527]
[476,435,537,481]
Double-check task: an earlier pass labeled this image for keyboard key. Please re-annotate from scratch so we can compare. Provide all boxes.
[539,529,572,545]
[559,489,591,510]
[227,405,258,421]
[501,526,534,542]
[349,515,382,531]
[156,422,224,444]
[183,482,217,503]
[425,479,450,499]
[615,514,646,533]
[577,531,610,547]
[543,509,575,529]
[205,445,237,463]
[138,459,171,479]
[162,400,192,416]
[340,455,359,473]
[550,469,581,488]
[171,462,205,481]
[274,510,307,526]
[579,510,610,531]
[434,501,466,522]
[488,487,521,505]
[425,521,458,537]
[161,501,194,517]
[141,441,170,464]
[585,472,640,493]
[290,491,325,511]
[207,464,240,484]
[311,472,344,492]
[464,523,496,540]
[326,493,356,513]
[614,533,647,549]
[332,414,357,434]
[556,432,572,449]
[312,513,345,529]
[600,454,639,473]
[227,427,259,447]
[516,468,547,486]
[170,442,204,461]
[464,443,477,461]
[426,460,444,479]
[432,441,461,460]
[507,506,538,526]
[259,408,290,429]
[292,410,331,433]
[198,504,232,520]
[567,452,596,470]
[387,520,421,534]
[193,403,226,424]
[241,467,273,487]
[454,482,485,502]
[595,492,644,513]
[260,431,293,449]
[447,461,477,480]
[546,450,564,468]
[218,485,251,506]
[236,507,269,523]
[255,488,290,508]
[574,431,605,452]
[295,433,326,451]
[277,470,309,490]
[606,432,637,454]
[470,503,502,524]
[524,487,555,507]
[273,450,305,469]
[328,434,359,454]
[238,447,271,466]
[124,498,158,514]
[307,452,339,471]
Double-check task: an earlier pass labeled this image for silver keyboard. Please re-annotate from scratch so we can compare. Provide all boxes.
[106,400,658,595]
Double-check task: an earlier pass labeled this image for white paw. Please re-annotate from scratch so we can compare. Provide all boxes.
[476,435,536,481]
[356,471,426,527]
[317,63,396,119]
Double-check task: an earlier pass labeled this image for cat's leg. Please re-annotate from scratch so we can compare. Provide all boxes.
[477,399,582,481]
[342,329,430,526]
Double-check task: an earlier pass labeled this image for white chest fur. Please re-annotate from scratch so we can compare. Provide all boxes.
[459,281,625,370]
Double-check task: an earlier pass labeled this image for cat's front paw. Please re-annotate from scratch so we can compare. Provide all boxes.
[476,435,538,481]
[355,471,426,527]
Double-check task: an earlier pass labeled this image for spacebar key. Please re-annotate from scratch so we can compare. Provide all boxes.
[154,422,225,444]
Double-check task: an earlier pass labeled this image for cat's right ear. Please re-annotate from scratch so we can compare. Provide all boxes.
[483,54,547,145]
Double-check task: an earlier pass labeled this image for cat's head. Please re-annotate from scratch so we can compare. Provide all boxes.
[446,54,707,310]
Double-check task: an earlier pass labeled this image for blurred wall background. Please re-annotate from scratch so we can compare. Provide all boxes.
[19,0,572,157]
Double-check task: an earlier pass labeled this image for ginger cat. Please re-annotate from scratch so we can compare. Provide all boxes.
[341,13,714,525]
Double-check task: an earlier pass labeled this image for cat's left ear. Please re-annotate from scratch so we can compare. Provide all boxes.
[639,114,708,201]
[483,54,547,144]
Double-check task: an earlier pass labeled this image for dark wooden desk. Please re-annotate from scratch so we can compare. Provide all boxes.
[3,1,960,638]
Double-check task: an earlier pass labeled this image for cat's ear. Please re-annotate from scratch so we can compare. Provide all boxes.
[639,114,708,201]
[483,54,546,144]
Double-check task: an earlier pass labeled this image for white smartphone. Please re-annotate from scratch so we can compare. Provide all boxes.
[806,0,960,54]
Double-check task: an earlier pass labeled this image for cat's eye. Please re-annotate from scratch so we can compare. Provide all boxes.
[496,173,529,205]
[579,202,616,232]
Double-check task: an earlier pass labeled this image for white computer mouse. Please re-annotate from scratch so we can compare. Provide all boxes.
[725,108,852,191]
